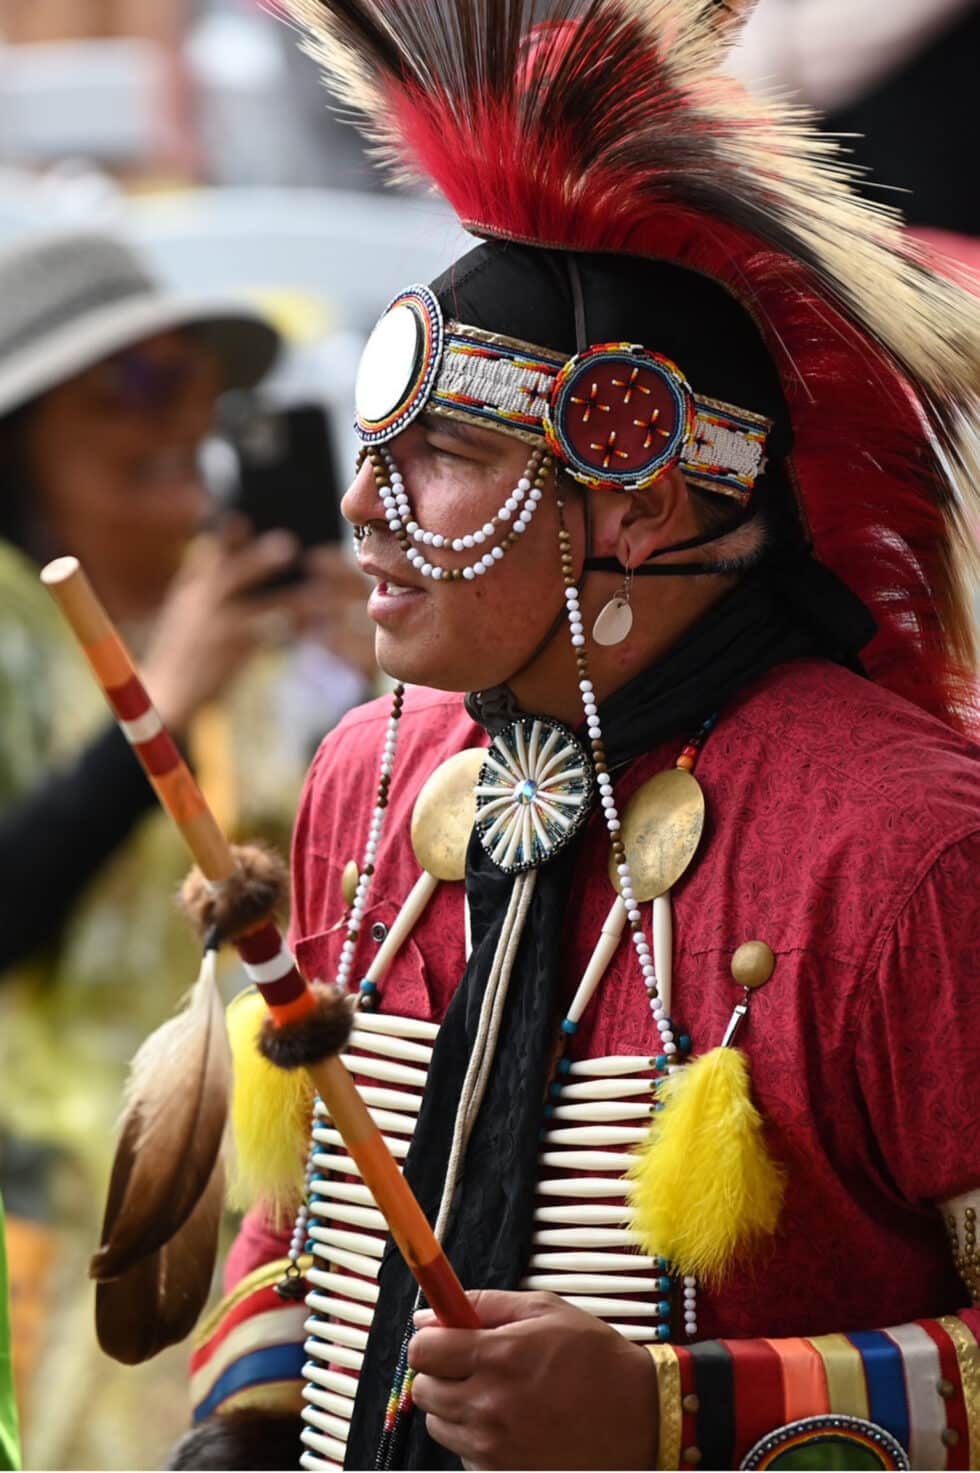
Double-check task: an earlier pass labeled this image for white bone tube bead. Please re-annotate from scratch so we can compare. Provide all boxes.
[536,1176,630,1198]
[312,1151,370,1180]
[365,1107,417,1136]
[541,1125,646,1147]
[306,1268,379,1304]
[567,1057,655,1077]
[305,1317,370,1351]
[300,1425,348,1463]
[304,1336,364,1371]
[300,1449,341,1472]
[566,898,627,1025]
[538,1150,628,1171]
[520,1273,668,1294]
[566,1296,668,1317]
[308,1200,387,1232]
[551,1101,652,1122]
[610,1324,662,1342]
[527,1251,656,1272]
[558,1078,655,1101]
[317,1126,410,1159]
[306,1241,379,1278]
[531,1227,639,1248]
[306,1294,375,1327]
[303,1389,354,1426]
[308,1225,385,1259]
[349,1030,433,1065]
[534,1204,629,1225]
[355,1086,423,1114]
[353,1013,440,1041]
[314,1180,378,1207]
[302,1403,353,1440]
[303,1364,360,1399]
[652,893,673,1018]
[342,1053,428,1088]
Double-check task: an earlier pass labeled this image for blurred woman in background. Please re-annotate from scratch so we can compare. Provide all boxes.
[0,226,371,1469]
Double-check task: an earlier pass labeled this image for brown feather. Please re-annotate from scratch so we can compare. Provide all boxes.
[95,1158,224,1364]
[91,949,231,1280]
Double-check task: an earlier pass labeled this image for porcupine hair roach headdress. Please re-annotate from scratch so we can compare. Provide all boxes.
[285,0,980,730]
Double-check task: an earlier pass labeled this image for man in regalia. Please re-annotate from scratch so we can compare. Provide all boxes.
[173,2,980,1469]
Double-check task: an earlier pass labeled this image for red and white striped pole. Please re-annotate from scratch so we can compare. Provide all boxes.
[41,555,480,1329]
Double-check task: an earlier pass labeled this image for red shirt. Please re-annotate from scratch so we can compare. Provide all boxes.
[234,657,980,1339]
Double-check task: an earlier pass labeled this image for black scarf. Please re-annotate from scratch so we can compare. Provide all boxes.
[343,572,868,1470]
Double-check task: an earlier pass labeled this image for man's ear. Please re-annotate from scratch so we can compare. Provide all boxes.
[596,468,694,570]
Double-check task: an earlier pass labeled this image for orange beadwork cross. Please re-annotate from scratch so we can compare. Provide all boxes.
[570,382,610,423]
[590,430,630,468]
[612,367,651,404]
[634,410,671,450]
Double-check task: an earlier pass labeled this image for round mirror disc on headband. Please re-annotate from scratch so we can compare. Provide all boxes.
[356,304,422,424]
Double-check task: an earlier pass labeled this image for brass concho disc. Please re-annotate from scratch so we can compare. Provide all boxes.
[410,747,486,881]
[609,768,705,900]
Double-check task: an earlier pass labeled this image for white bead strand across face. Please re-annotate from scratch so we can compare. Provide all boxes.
[368,446,550,582]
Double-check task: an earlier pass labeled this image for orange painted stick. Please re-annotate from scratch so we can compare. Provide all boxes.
[40,555,480,1330]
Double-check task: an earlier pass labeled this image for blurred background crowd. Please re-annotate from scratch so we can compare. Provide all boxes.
[0,1,976,1469]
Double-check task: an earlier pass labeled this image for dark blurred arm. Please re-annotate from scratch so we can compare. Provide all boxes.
[0,722,157,972]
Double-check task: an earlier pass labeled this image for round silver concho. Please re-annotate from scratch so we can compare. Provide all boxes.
[354,283,444,444]
[474,717,594,874]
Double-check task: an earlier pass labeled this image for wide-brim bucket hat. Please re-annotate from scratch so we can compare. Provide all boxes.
[0,226,281,416]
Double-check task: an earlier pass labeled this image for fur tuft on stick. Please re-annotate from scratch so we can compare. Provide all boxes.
[258,984,354,1070]
[179,843,290,942]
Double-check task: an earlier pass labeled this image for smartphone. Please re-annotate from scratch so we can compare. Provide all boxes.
[213,394,343,584]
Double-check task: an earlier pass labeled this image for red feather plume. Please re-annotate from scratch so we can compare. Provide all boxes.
[285,0,980,729]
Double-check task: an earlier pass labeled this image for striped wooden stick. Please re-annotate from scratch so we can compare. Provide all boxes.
[41,555,480,1330]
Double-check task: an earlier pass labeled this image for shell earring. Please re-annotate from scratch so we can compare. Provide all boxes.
[592,566,634,646]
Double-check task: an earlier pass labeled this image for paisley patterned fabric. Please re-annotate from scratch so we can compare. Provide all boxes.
[220,656,980,1467]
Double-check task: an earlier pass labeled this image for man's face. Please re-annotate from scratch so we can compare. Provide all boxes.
[341,414,577,692]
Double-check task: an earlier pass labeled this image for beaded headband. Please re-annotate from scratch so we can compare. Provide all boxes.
[354,284,772,505]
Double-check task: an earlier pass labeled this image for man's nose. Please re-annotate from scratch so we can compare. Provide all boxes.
[341,451,385,530]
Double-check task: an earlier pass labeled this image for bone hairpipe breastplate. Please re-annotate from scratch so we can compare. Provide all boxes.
[300,1012,661,1471]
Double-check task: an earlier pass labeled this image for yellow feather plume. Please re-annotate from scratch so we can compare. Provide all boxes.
[226,988,315,1221]
[627,1047,784,1284]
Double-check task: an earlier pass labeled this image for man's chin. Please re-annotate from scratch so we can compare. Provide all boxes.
[375,638,488,696]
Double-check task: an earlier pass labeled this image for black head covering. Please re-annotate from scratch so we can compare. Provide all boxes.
[431,240,794,465]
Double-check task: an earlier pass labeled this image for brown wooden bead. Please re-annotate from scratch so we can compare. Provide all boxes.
[730,940,777,989]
